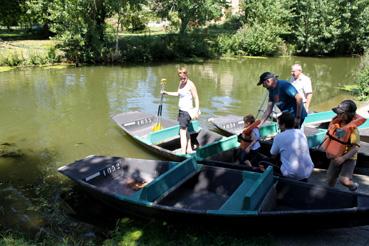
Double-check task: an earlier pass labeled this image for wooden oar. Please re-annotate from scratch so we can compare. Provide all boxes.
[152,78,167,131]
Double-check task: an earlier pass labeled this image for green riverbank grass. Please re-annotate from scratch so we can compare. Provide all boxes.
[0,39,61,66]
[0,66,14,72]
[104,218,273,246]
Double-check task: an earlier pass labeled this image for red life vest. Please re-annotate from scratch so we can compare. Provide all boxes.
[239,120,261,149]
[321,114,365,158]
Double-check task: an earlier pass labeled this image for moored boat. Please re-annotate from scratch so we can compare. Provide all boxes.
[208,114,326,148]
[58,155,369,229]
[207,113,369,174]
[112,111,236,162]
[112,111,369,174]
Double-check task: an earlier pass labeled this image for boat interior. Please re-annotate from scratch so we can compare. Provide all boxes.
[68,156,369,215]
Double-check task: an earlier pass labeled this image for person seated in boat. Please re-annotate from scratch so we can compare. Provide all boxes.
[257,72,307,128]
[269,112,314,181]
[322,100,366,191]
[237,114,261,168]
[161,67,200,154]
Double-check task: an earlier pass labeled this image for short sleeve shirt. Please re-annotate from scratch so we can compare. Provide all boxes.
[290,74,313,103]
[270,129,314,180]
[268,80,307,119]
[347,128,360,160]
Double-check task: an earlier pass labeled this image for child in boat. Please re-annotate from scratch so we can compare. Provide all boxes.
[322,100,365,191]
[270,112,314,181]
[238,114,261,168]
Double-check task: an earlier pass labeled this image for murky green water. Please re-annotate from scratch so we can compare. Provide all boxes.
[0,57,361,236]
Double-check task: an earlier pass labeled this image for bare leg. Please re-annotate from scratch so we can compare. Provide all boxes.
[180,128,188,154]
[186,131,193,153]
[327,160,338,187]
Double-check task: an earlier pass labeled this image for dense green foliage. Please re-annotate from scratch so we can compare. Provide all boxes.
[151,0,228,34]
[47,0,111,64]
[356,51,369,100]
[218,0,290,56]
[1,0,369,62]
[0,0,24,28]
[289,0,369,55]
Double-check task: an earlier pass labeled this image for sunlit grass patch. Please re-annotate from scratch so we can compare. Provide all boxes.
[105,218,274,246]
[0,66,14,72]
[41,64,71,70]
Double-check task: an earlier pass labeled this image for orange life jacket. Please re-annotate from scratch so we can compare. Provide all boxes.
[321,114,365,158]
[239,120,261,149]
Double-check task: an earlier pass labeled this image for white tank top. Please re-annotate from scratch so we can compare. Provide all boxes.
[178,81,193,112]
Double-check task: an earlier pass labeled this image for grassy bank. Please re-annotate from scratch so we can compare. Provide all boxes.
[0,39,63,67]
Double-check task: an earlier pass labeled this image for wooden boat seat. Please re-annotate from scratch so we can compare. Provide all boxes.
[138,158,199,202]
[219,166,274,211]
[142,121,200,145]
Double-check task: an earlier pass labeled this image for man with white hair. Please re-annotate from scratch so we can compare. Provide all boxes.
[290,64,313,113]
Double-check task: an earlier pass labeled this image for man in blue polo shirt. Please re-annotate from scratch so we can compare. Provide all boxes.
[257,72,307,128]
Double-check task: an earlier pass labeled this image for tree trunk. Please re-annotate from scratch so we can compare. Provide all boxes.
[115,14,121,52]
[179,16,190,35]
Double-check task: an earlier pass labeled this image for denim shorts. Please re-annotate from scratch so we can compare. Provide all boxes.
[178,110,191,129]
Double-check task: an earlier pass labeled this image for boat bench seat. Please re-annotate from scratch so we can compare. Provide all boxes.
[138,158,199,202]
[142,121,200,145]
[195,135,239,161]
[219,166,274,211]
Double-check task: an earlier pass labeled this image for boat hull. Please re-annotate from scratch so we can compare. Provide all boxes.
[58,155,369,229]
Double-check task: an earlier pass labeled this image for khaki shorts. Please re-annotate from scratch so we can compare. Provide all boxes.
[327,159,356,180]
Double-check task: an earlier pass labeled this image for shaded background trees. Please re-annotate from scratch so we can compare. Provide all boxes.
[1,0,369,62]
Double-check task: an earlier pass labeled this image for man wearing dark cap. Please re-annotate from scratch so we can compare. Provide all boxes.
[257,72,307,128]
[322,99,366,192]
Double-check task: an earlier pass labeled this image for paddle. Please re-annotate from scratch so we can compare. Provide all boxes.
[152,78,167,131]
[256,91,268,119]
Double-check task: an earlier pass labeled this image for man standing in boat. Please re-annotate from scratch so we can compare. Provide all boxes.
[162,67,200,154]
[290,64,313,113]
[257,72,307,128]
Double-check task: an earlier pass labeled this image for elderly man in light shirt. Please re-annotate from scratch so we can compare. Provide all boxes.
[290,64,313,113]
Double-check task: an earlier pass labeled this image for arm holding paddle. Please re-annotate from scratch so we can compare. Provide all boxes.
[162,90,179,96]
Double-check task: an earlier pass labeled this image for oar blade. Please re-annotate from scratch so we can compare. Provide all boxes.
[152,123,162,132]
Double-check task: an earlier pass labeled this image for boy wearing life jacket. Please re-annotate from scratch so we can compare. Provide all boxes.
[237,114,261,168]
[322,100,365,191]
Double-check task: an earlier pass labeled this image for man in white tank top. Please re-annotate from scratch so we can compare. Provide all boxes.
[162,67,200,154]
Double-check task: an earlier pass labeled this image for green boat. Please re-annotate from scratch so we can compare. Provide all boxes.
[208,114,326,148]
[112,111,369,174]
[112,111,234,162]
[58,155,369,229]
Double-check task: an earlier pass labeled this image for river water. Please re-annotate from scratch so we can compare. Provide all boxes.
[0,57,362,239]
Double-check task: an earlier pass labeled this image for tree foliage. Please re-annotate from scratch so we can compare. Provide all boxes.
[151,0,228,34]
[0,0,25,28]
[289,0,369,55]
[220,0,291,56]
[48,0,113,63]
